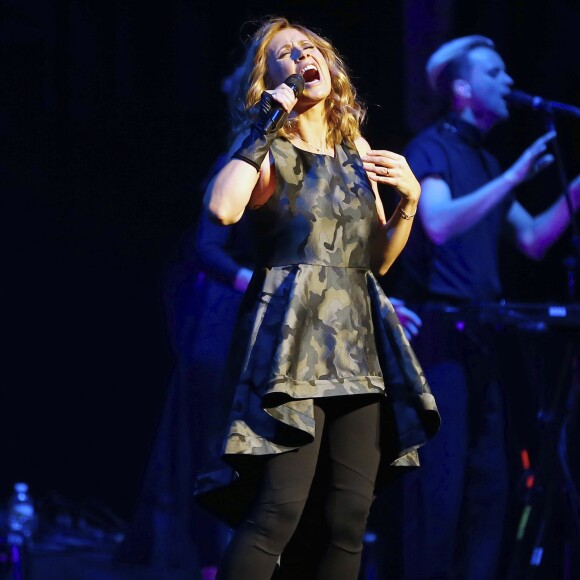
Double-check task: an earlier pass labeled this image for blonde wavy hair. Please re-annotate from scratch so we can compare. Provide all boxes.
[229,17,366,147]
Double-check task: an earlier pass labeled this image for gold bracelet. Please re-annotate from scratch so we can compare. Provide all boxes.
[398,206,416,220]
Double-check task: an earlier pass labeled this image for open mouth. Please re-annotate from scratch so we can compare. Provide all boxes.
[302,64,320,84]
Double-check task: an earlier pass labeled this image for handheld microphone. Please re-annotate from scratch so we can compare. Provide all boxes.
[505,90,580,118]
[262,74,305,134]
[284,73,306,97]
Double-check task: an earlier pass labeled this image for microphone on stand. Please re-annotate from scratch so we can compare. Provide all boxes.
[505,91,580,293]
[505,90,580,118]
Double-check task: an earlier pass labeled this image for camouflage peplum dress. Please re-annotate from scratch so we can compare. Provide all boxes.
[194,138,440,527]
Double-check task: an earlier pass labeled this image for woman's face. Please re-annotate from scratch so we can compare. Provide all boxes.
[265,28,331,102]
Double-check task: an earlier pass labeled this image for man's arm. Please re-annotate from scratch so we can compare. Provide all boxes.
[419,174,514,244]
[194,209,254,291]
[419,131,556,245]
[507,174,580,260]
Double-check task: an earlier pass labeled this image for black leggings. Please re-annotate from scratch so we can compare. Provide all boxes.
[216,395,382,580]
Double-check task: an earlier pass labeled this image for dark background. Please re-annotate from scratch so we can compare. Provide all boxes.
[2,0,579,524]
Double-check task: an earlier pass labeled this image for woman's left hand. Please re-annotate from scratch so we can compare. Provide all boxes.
[361,150,421,205]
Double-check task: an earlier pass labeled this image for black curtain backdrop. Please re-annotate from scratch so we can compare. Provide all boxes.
[2,0,579,523]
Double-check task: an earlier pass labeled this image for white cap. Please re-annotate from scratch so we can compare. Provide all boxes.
[426,35,495,92]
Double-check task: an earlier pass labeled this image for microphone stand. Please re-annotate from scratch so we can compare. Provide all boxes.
[538,100,580,119]
[508,103,580,580]
[541,108,580,301]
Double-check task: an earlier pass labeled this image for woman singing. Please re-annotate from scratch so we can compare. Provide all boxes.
[195,16,440,580]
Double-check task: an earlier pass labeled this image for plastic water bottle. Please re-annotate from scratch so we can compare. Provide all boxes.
[7,483,36,542]
[4,483,35,580]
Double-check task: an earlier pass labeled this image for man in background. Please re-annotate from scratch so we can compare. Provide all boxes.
[379,35,580,580]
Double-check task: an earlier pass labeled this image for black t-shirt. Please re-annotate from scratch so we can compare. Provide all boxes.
[392,114,514,303]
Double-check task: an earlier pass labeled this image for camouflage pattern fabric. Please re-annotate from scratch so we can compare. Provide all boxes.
[194,139,440,527]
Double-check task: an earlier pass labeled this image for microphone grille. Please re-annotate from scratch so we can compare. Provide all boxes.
[285,74,305,97]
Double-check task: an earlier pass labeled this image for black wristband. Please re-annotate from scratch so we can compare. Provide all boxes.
[232,125,274,171]
[232,92,287,172]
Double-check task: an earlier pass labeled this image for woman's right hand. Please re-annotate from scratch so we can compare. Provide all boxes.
[265,82,299,114]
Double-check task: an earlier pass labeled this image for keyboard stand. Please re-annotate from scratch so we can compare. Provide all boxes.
[505,334,580,579]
